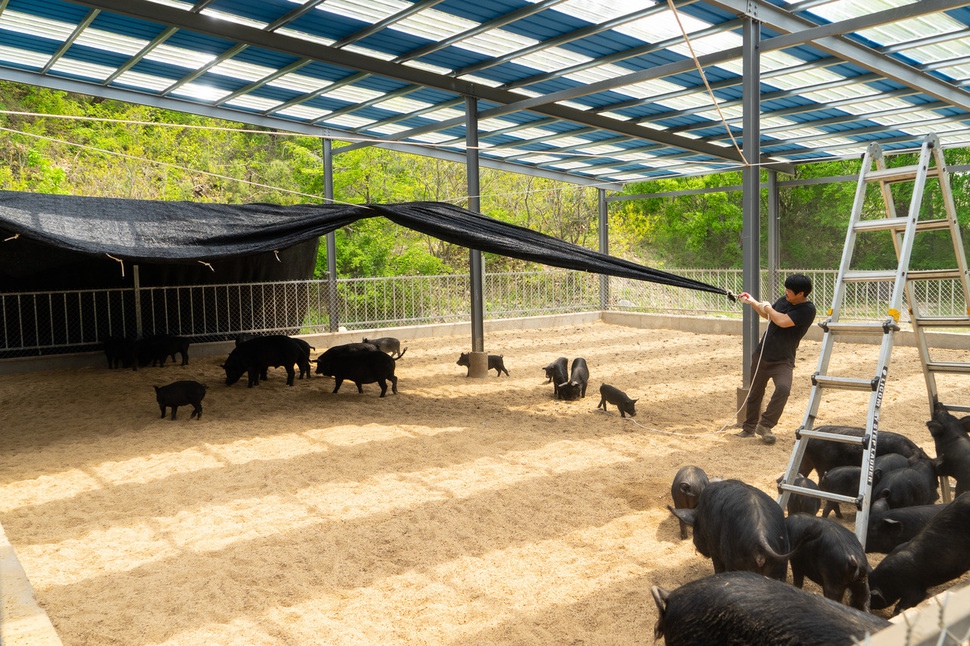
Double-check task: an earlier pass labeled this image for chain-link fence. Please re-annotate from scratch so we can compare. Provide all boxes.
[3,268,968,359]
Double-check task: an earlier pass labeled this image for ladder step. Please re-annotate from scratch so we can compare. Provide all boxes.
[940,403,970,414]
[778,483,862,508]
[852,217,951,233]
[811,374,879,391]
[843,270,898,282]
[819,320,898,335]
[796,427,869,445]
[864,164,941,183]
[909,269,965,281]
[913,315,970,327]
[926,361,970,375]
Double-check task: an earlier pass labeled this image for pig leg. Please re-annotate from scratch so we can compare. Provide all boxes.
[190,404,202,420]
[678,519,689,541]
[159,405,167,419]
[170,405,178,420]
[354,380,364,394]
[390,375,398,395]
[597,396,607,412]
[377,379,387,397]
[333,378,344,393]
[285,365,296,386]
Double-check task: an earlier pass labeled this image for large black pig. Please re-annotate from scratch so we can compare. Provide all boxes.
[670,465,709,540]
[870,456,939,513]
[316,343,383,376]
[154,380,207,420]
[798,426,925,479]
[869,491,970,615]
[866,504,946,554]
[557,357,588,401]
[456,352,508,377]
[652,571,890,646]
[786,513,871,611]
[222,335,310,387]
[326,348,398,397]
[927,401,970,495]
[667,479,797,580]
[140,333,190,367]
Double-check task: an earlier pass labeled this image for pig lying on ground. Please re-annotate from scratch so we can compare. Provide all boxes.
[597,383,637,417]
[154,380,207,420]
[798,426,925,479]
[222,335,310,387]
[652,571,890,646]
[869,491,970,615]
[363,336,406,359]
[543,357,569,398]
[668,479,810,580]
[670,466,709,540]
[456,352,509,377]
[927,401,970,496]
[865,504,946,554]
[557,357,588,401]
[786,513,871,611]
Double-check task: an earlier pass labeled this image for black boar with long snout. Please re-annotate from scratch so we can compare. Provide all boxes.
[597,383,637,417]
[786,513,871,611]
[670,465,709,540]
[154,380,207,420]
[222,335,310,387]
[542,357,569,398]
[668,479,811,580]
[652,571,890,646]
[322,347,398,397]
[869,491,970,615]
[456,352,508,377]
[557,357,588,401]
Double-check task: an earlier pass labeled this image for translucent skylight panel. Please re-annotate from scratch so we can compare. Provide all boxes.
[170,82,233,103]
[519,154,560,164]
[873,110,947,126]
[410,132,454,144]
[761,115,805,130]
[668,32,743,58]
[457,73,503,88]
[146,0,194,9]
[274,28,336,48]
[225,95,281,111]
[578,145,625,155]
[762,67,845,91]
[903,37,970,65]
[325,86,385,103]
[503,127,558,140]
[836,97,913,115]
[325,114,376,128]
[599,111,632,121]
[555,0,636,23]
[0,11,76,42]
[49,59,115,81]
[935,62,970,80]
[855,15,963,47]
[515,47,592,74]
[615,77,695,100]
[145,44,217,69]
[656,93,714,111]
[209,59,278,82]
[274,105,330,120]
[73,29,150,57]
[372,96,432,114]
[267,72,330,94]
[403,60,453,75]
[695,104,744,121]
[394,9,476,42]
[114,70,175,92]
[318,0,412,23]
[0,45,49,69]
[369,123,411,135]
[615,151,659,161]
[421,107,465,122]
[478,118,519,131]
[717,50,806,76]
[612,171,654,180]
[807,0,912,23]
[200,8,269,30]
[613,8,711,44]
[559,100,593,111]
[549,161,591,170]
[342,44,396,61]
[457,30,539,59]
[795,135,855,148]
[801,83,880,103]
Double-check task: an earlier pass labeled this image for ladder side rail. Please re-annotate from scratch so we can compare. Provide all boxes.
[935,142,970,312]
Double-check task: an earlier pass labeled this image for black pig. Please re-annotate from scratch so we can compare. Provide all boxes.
[866,504,945,554]
[927,401,970,495]
[363,336,406,359]
[597,383,637,417]
[154,380,206,420]
[543,357,569,399]
[869,491,970,615]
[786,473,821,517]
[456,352,508,377]
[670,466,709,540]
[316,343,383,376]
[798,426,925,480]
[140,334,190,367]
[103,335,139,370]
[557,357,588,401]
[652,571,890,646]
[870,456,939,513]
[327,349,398,397]
[786,513,872,611]
[667,479,797,580]
[222,335,310,387]
[819,466,862,519]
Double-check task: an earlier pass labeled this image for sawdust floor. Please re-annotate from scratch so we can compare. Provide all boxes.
[2,321,969,645]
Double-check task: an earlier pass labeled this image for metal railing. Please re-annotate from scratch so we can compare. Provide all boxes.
[1,268,966,358]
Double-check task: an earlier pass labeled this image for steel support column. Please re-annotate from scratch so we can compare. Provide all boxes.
[767,169,780,299]
[741,15,762,396]
[323,138,339,332]
[598,188,609,310]
[467,96,485,357]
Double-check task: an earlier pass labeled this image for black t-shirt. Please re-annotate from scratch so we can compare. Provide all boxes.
[758,295,817,364]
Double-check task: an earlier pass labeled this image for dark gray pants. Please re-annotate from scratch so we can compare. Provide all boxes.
[743,356,794,433]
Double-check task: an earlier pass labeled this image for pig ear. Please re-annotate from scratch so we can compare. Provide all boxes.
[881,518,903,536]
[667,504,696,526]
[651,586,670,639]
[631,398,639,404]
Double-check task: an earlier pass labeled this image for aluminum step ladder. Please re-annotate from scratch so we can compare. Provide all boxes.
[777,133,969,546]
